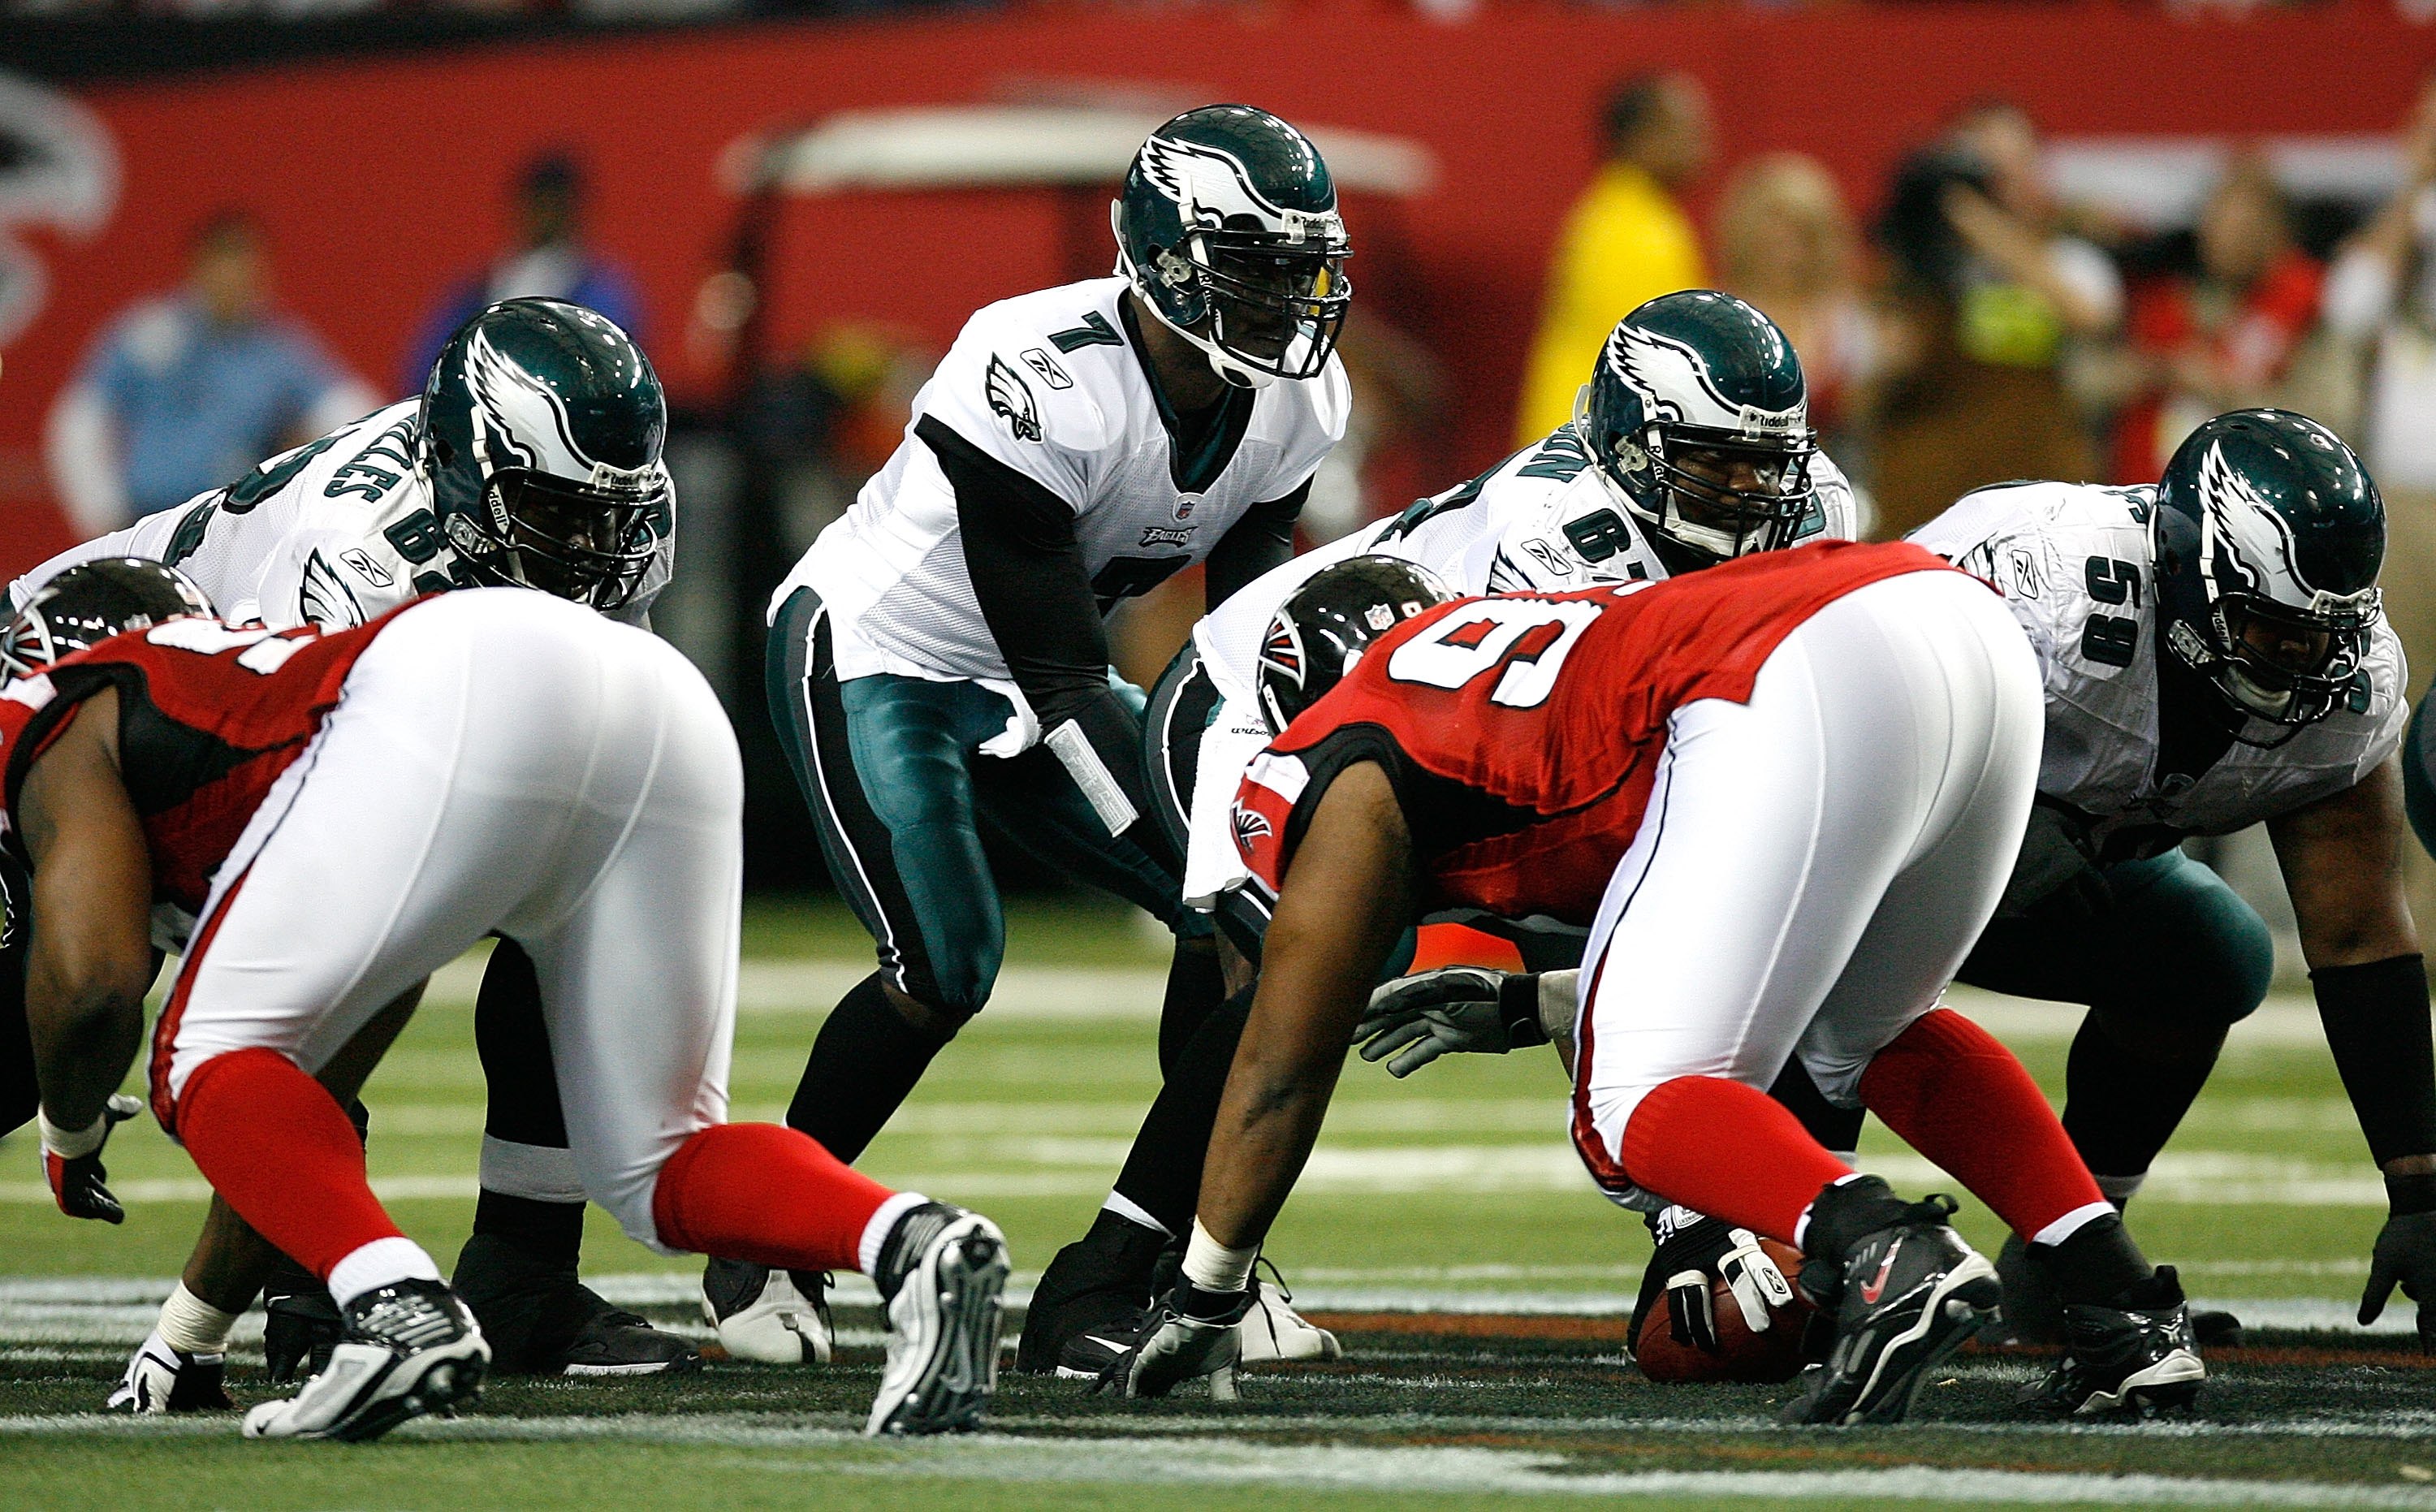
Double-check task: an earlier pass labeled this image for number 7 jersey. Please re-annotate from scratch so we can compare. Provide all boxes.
[1228,540,1962,926]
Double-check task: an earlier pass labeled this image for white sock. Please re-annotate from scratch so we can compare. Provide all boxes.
[859,1190,930,1280]
[157,1281,238,1356]
[2094,1172,2145,1211]
[1099,1191,1171,1238]
[326,1236,443,1311]
[1181,1217,1257,1293]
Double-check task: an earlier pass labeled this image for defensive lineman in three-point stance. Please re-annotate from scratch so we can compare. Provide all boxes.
[11,298,699,1399]
[6,570,1007,1442]
[1024,288,1862,1375]
[1111,542,2205,1422]
[738,104,1350,1366]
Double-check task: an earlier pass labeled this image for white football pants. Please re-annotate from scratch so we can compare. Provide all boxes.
[159,590,744,1251]
[1570,569,2042,1203]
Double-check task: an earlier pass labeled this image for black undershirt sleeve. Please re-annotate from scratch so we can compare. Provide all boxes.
[1204,478,1310,611]
[922,416,1177,869]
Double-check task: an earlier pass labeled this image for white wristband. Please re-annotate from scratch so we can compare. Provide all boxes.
[1181,1217,1258,1294]
[37,1108,108,1160]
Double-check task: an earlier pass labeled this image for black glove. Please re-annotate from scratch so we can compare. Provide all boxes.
[2360,1175,2436,1352]
[1997,802,2112,927]
[261,1268,343,1384]
[1100,1277,1250,1399]
[40,1095,142,1224]
[1630,1206,1795,1356]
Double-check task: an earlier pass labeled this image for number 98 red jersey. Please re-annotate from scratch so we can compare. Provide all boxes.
[1228,541,1967,927]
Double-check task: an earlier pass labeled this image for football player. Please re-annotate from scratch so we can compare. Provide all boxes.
[6,570,1009,1441]
[732,104,1349,1363]
[1110,546,2204,1421]
[1021,290,1859,1375]
[11,297,695,1395]
[1375,410,2430,1359]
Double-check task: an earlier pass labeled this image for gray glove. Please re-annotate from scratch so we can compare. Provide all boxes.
[1358,966,1556,1078]
[1103,1280,1247,1399]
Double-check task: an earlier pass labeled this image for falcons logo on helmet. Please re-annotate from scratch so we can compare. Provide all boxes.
[1259,618,1303,680]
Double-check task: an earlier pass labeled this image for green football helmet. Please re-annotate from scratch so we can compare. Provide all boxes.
[1113,105,1351,390]
[1577,291,1818,576]
[2153,408,2384,731]
[420,297,669,611]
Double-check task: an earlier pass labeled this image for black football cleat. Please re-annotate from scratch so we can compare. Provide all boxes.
[2001,1231,2239,1350]
[2018,1265,2206,1417]
[867,1203,1009,1436]
[702,1257,832,1364]
[1782,1194,2001,1426]
[107,1330,233,1413]
[241,1278,489,1442]
[455,1233,698,1376]
[1017,1210,1168,1376]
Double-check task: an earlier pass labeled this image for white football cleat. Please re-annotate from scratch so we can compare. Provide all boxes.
[108,1329,231,1413]
[701,1258,833,1364]
[242,1279,488,1442]
[1237,1261,1341,1363]
[867,1203,1009,1436]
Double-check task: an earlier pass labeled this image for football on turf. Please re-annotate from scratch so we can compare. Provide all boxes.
[1628,1238,1815,1384]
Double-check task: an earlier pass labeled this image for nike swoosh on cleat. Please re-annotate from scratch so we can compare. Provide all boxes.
[1859,1242,1902,1306]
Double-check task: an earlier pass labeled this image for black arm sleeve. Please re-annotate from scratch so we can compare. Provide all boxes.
[1204,478,1309,611]
[923,414,1111,730]
[2314,953,2436,1169]
[0,849,36,1139]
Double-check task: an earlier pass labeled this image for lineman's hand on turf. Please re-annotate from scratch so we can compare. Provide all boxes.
[1358,967,1550,1078]
[40,1094,142,1224]
[2359,1210,2436,1351]
[1102,1280,1249,1398]
[1637,1207,1796,1353]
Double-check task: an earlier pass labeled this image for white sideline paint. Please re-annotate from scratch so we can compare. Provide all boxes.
[0,1415,2430,1506]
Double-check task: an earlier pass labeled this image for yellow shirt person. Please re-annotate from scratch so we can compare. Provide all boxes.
[1515,161,1706,443]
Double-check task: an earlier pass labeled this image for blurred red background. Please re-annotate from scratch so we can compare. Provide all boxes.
[6,0,2433,577]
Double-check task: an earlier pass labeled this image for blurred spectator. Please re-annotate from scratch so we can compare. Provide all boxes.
[44,210,374,536]
[1513,72,1712,443]
[2110,154,2323,484]
[1868,100,2123,539]
[1712,151,1881,460]
[2323,76,2436,698]
[402,152,644,391]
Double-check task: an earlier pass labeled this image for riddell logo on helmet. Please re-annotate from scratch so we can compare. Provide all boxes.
[1736,405,1804,439]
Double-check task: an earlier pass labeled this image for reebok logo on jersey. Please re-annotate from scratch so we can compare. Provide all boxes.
[986,356,1043,443]
[1140,526,1193,549]
[1020,348,1073,390]
[340,550,395,588]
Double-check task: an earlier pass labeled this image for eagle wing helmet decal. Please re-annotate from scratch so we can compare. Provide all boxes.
[1606,322,1805,441]
[1138,133,1344,244]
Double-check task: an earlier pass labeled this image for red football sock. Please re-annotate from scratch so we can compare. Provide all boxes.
[177,1048,402,1280]
[1616,1075,1855,1244]
[651,1122,898,1273]
[1859,1009,2107,1241]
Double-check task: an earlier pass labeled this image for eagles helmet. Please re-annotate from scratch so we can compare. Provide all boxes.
[2,558,213,680]
[421,297,670,611]
[1114,105,1352,390]
[2153,408,2385,731]
[1578,291,1819,576]
[1255,555,1454,734]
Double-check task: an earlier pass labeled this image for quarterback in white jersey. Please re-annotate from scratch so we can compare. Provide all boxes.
[753,104,1352,1376]
[15,300,699,1405]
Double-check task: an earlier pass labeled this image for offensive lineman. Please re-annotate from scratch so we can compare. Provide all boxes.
[11,297,696,1396]
[1111,546,2205,1420]
[1021,290,1860,1373]
[729,104,1350,1362]
[5,565,1009,1441]
[1371,410,2436,1362]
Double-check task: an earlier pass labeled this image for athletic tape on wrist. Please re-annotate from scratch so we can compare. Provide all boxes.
[1046,719,1140,838]
[1182,1217,1257,1294]
[36,1108,108,1160]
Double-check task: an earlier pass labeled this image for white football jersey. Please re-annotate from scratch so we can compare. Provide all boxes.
[1177,429,1857,905]
[773,277,1349,712]
[1911,480,2407,854]
[12,400,673,631]
[1194,427,1859,706]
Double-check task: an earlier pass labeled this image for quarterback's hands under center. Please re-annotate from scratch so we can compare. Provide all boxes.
[1104,1280,1250,1399]
[2359,1210,2436,1351]
[1640,1207,1796,1354]
[41,1093,142,1224]
[1359,966,1538,1078]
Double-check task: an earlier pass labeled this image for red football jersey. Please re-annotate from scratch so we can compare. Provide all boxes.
[1229,540,1967,926]
[1,610,404,925]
